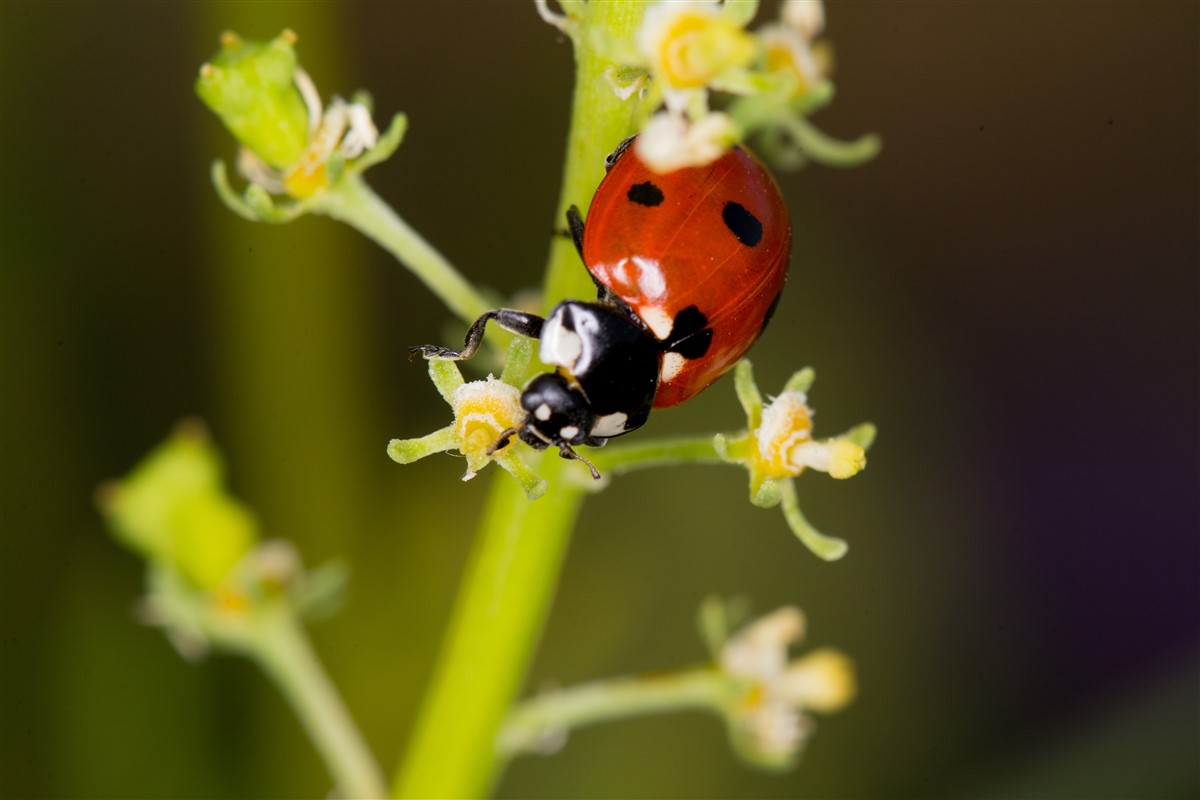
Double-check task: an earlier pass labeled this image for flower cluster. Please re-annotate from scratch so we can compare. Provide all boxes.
[542,0,878,172]
[715,360,874,560]
[706,601,855,769]
[196,30,405,222]
[97,422,345,658]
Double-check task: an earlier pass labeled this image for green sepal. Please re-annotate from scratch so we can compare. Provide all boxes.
[292,560,349,621]
[347,113,408,177]
[387,426,459,465]
[733,360,763,430]
[783,366,815,394]
[494,451,549,501]
[211,160,312,224]
[841,422,877,450]
[750,475,782,508]
[779,479,848,561]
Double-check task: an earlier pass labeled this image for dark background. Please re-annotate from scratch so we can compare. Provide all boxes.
[2,2,1196,798]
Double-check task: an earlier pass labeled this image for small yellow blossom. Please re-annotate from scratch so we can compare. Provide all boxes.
[452,376,525,479]
[638,1,758,94]
[388,353,547,499]
[756,390,866,480]
[714,361,874,560]
[717,605,855,768]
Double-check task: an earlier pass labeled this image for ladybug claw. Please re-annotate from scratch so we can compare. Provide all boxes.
[409,344,459,361]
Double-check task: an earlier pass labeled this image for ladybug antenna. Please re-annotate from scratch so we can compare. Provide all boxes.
[557,440,601,480]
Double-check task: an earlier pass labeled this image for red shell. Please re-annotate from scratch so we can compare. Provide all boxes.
[582,143,791,408]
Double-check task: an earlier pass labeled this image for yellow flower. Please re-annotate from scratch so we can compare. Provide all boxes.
[760,0,833,99]
[388,353,547,500]
[714,361,874,560]
[639,2,757,92]
[452,376,525,479]
[756,390,866,479]
[717,605,855,768]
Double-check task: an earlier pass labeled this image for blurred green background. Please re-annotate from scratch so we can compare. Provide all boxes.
[2,2,1197,798]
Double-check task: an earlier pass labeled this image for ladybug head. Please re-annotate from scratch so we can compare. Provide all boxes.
[487,372,601,479]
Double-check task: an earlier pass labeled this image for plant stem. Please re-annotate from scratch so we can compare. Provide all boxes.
[542,1,649,310]
[317,173,492,326]
[587,434,726,477]
[498,666,725,758]
[253,610,386,799]
[393,4,650,797]
[393,458,585,798]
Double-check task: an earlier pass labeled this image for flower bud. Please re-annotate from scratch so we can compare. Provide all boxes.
[98,422,258,590]
[196,30,310,170]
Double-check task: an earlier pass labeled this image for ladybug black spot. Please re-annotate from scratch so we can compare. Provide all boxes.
[627,181,665,207]
[664,305,713,359]
[722,201,762,247]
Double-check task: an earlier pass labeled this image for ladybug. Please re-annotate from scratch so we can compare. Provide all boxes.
[412,136,790,478]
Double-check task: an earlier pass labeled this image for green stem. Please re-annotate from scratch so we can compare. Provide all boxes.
[393,459,585,797]
[393,5,651,798]
[587,434,725,477]
[498,666,725,758]
[252,610,386,799]
[316,173,492,326]
[542,1,649,311]
[368,40,653,776]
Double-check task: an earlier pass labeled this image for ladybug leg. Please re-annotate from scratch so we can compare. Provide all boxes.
[409,309,545,361]
[486,426,522,455]
[565,206,586,260]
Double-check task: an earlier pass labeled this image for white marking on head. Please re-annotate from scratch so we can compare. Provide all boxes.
[539,310,583,368]
[535,403,552,421]
[660,352,686,383]
[640,306,674,339]
[591,411,629,438]
[559,425,580,440]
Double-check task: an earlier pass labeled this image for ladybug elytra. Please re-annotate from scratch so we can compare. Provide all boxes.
[412,136,791,477]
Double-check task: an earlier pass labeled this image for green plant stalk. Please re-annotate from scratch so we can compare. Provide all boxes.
[316,173,492,326]
[394,4,649,797]
[541,1,649,311]
[498,666,725,757]
[251,609,386,799]
[394,457,584,798]
[587,434,725,476]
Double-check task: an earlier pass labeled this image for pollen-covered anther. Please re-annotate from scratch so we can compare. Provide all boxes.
[451,376,525,479]
[755,390,814,476]
[754,390,865,479]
